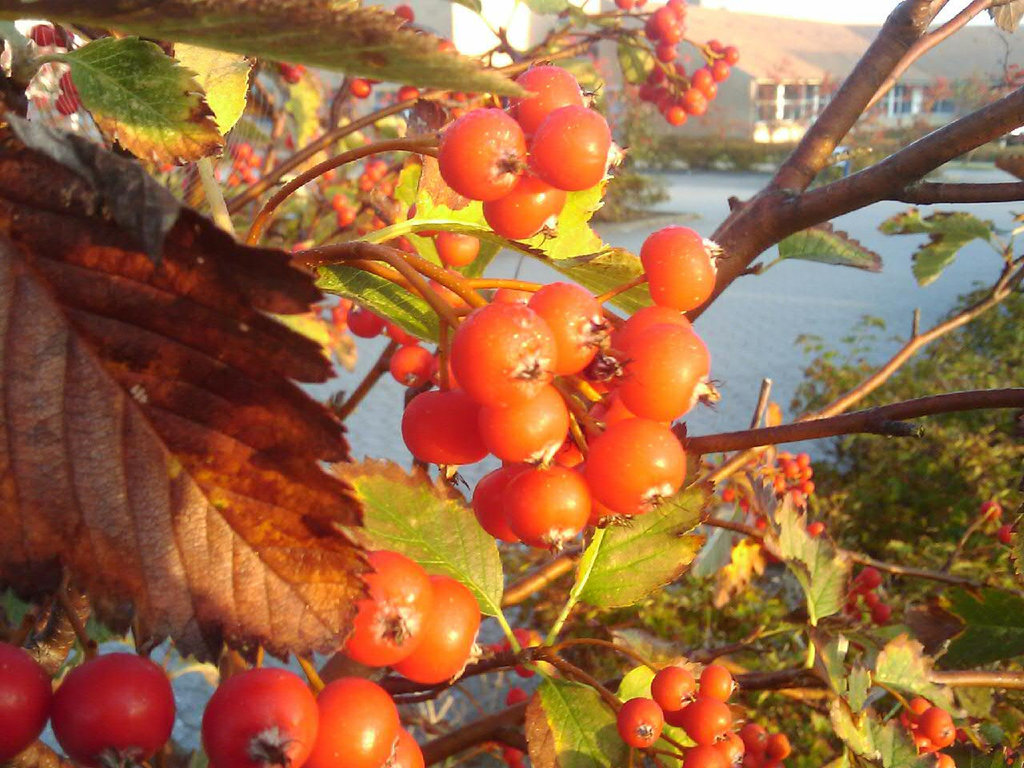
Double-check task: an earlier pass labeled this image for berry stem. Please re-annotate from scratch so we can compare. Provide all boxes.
[544,528,605,645]
[296,656,325,693]
[333,341,397,422]
[594,273,648,306]
[196,157,235,237]
[550,637,657,670]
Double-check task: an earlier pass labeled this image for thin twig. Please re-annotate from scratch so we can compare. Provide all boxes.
[334,341,398,422]
[749,378,773,430]
[893,180,1024,204]
[502,550,580,606]
[196,157,235,237]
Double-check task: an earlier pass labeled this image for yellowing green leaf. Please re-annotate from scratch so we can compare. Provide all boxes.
[526,678,628,768]
[174,43,252,135]
[874,635,953,710]
[553,248,652,314]
[61,37,223,164]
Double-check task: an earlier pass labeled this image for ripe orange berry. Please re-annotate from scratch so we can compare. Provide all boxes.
[528,282,608,375]
[401,389,487,465]
[698,664,734,701]
[504,466,590,549]
[640,226,717,312]
[478,384,570,463]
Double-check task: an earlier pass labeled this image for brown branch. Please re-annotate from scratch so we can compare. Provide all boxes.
[333,341,397,422]
[892,181,1024,204]
[929,670,1024,689]
[422,702,528,765]
[501,549,580,606]
[685,389,1024,454]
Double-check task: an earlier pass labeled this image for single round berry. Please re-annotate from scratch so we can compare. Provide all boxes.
[483,173,567,240]
[511,66,586,136]
[528,282,608,375]
[618,323,710,421]
[53,653,175,768]
[305,678,398,768]
[612,305,693,351]
[505,466,591,549]
[666,697,732,745]
[738,723,768,754]
[471,465,527,542]
[393,575,481,684]
[402,389,488,465]
[344,550,435,667]
[586,419,686,515]
[435,232,480,268]
[997,524,1013,545]
[478,384,570,463]
[917,707,955,749]
[855,566,883,591]
[617,698,664,749]
[0,643,53,761]
[439,109,527,201]
[650,665,697,712]
[807,520,826,537]
[682,744,729,768]
[640,227,718,312]
[350,78,372,98]
[764,733,792,761]
[390,345,434,387]
[203,668,317,768]
[348,306,387,338]
[391,729,425,768]
[698,664,734,702]
[715,731,745,767]
[870,602,892,625]
[530,106,612,191]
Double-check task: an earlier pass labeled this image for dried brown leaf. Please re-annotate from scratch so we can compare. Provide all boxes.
[0,129,366,660]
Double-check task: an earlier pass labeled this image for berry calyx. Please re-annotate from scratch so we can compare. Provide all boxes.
[439,109,527,201]
[504,465,591,549]
[617,697,664,749]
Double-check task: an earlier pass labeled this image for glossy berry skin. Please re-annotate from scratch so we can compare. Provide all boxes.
[511,66,586,136]
[479,384,569,462]
[640,227,717,312]
[52,653,174,768]
[619,324,710,421]
[471,465,526,542]
[505,466,590,548]
[450,303,557,408]
[682,88,708,116]
[530,106,611,191]
[528,282,608,375]
[203,668,317,768]
[651,665,696,712]
[997,524,1013,545]
[439,109,527,201]
[435,232,480,268]
[870,602,892,625]
[390,345,434,387]
[917,707,955,749]
[348,306,387,338]
[612,305,692,351]
[350,78,372,98]
[391,729,425,768]
[586,419,686,515]
[738,723,768,754]
[682,744,729,768]
[483,173,567,240]
[699,664,734,702]
[716,731,746,767]
[855,566,883,591]
[305,678,398,768]
[666,697,732,745]
[402,389,488,465]
[0,643,52,761]
[345,550,435,667]
[394,575,481,684]
[617,698,664,748]
[764,733,791,761]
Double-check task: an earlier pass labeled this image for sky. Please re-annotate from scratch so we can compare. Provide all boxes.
[698,0,987,25]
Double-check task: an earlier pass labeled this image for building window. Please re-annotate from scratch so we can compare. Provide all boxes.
[890,84,914,115]
[931,98,955,114]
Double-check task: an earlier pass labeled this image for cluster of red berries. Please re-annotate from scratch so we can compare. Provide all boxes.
[340,550,481,683]
[223,142,264,187]
[616,663,790,767]
[277,62,306,84]
[397,223,716,548]
[770,451,815,507]
[437,66,611,240]
[844,566,891,625]
[900,698,958,768]
[981,500,1014,546]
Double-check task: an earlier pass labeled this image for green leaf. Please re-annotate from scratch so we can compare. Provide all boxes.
[173,43,251,135]
[285,76,323,149]
[315,263,440,343]
[523,182,606,261]
[10,0,523,96]
[879,209,992,286]
[338,460,504,617]
[777,222,882,272]
[577,484,708,608]
[523,0,571,13]
[847,666,872,712]
[874,635,953,710]
[60,37,222,164]
[943,588,1024,666]
[526,678,628,768]
[553,249,653,314]
[617,42,654,85]
[772,499,850,625]
[829,701,930,768]
[617,666,695,757]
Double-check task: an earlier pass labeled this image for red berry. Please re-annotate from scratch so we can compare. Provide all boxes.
[528,282,608,375]
[665,105,688,126]
[506,687,529,706]
[348,306,386,338]
[389,344,434,387]
[395,4,415,21]
[739,723,768,754]
[648,7,683,44]
[997,524,1013,545]
[53,654,174,768]
[681,88,708,116]
[711,60,731,82]
[855,566,883,591]
[934,753,955,768]
[656,43,678,63]
[807,521,825,537]
[402,389,488,465]
[612,305,692,351]
[450,302,557,408]
[764,733,791,761]
[666,697,732,744]
[478,384,569,463]
[305,678,398,768]
[650,665,697,712]
[0,643,53,761]
[203,668,316,768]
[618,323,710,421]
[471,465,527,542]
[917,708,955,749]
[683,744,729,768]
[981,499,1002,520]
[640,226,717,312]
[530,105,611,191]
[394,575,481,684]
[398,85,420,101]
[483,173,567,240]
[350,78,372,98]
[505,466,591,549]
[435,231,480,268]
[29,24,60,47]
[699,664,734,702]
[617,698,664,748]
[723,46,740,65]
[716,731,746,767]
[586,419,686,515]
[344,550,435,667]
[492,287,533,304]
[386,321,419,346]
[692,68,718,100]
[439,109,527,201]
[511,65,585,136]
[391,729,425,768]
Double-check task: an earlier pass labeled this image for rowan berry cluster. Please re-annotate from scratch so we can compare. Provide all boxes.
[771,451,815,507]
[223,142,264,187]
[900,697,958,767]
[616,662,791,767]
[981,500,1015,545]
[844,566,892,625]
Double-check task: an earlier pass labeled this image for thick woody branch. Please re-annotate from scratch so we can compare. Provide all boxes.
[684,389,1024,454]
[892,181,1024,204]
[423,702,528,765]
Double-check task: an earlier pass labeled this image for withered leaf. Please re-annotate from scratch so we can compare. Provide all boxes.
[0,128,367,660]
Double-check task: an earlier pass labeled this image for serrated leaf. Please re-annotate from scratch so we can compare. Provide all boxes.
[829,702,930,768]
[617,42,654,85]
[577,485,708,608]
[874,635,953,710]
[5,0,522,96]
[990,0,1024,31]
[777,222,882,272]
[879,209,992,286]
[338,460,504,616]
[60,37,223,164]
[713,537,765,608]
[814,634,851,692]
[174,43,252,135]
[617,665,695,759]
[526,678,628,768]
[772,499,850,624]
[315,263,440,343]
[943,588,1024,666]
[553,248,652,314]
[847,666,872,712]
[525,182,606,261]
[523,0,571,13]
[285,76,323,150]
